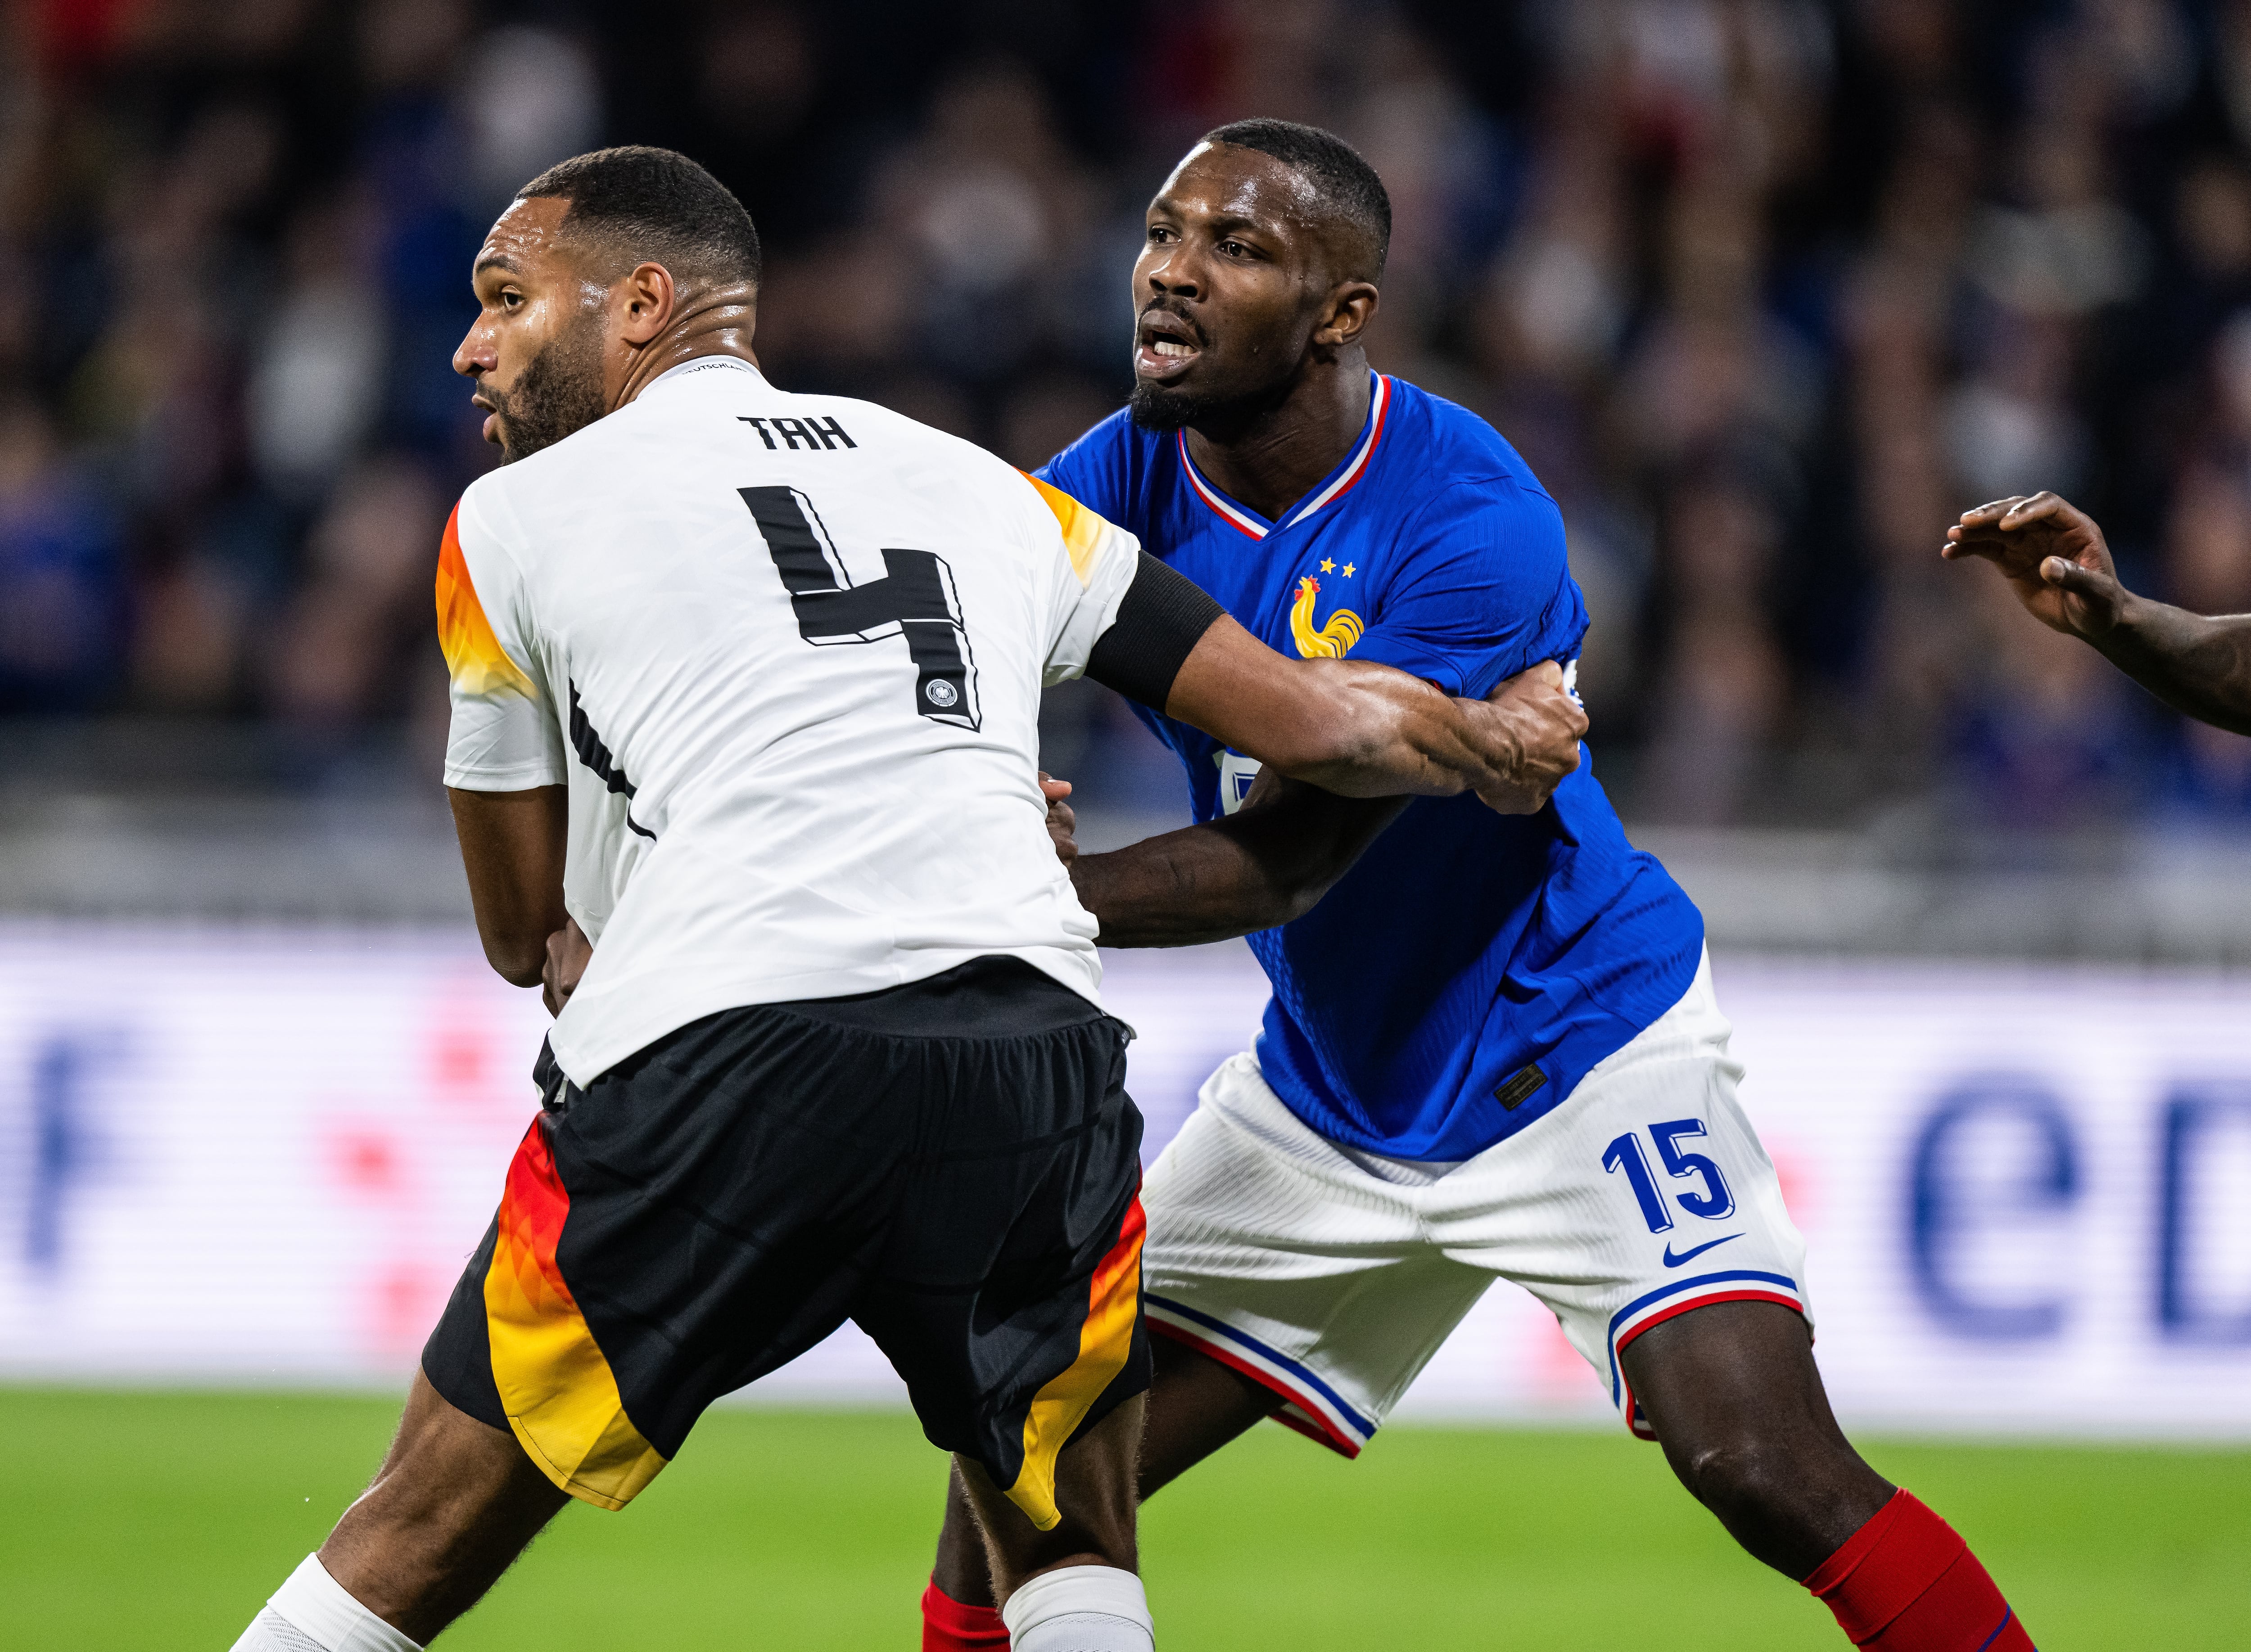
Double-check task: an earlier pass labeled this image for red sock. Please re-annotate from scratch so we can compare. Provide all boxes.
[922,1576,1009,1652]
[1806,1490,2034,1650]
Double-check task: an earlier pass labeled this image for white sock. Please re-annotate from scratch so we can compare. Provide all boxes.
[1000,1564,1154,1652]
[230,1553,424,1652]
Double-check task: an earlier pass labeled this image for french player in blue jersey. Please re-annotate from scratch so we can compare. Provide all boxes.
[925,122,2036,1652]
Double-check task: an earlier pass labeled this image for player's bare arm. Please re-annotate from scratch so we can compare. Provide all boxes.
[1049,652,1584,948]
[447,784,567,986]
[1166,623,1586,811]
[1080,536,1586,811]
[1065,772,1406,948]
[1945,491,2251,734]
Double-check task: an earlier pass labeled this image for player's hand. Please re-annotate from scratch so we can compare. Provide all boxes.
[1943,492,2128,640]
[1039,771,1079,866]
[542,917,592,1017]
[1469,661,1587,815]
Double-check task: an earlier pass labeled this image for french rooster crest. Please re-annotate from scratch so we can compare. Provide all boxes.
[1290,574,1364,659]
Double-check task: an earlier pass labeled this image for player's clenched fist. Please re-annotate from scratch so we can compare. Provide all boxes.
[1471,660,1587,816]
[1943,492,2128,640]
[542,916,592,1017]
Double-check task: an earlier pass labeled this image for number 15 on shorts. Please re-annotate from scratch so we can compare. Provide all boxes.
[1603,1120,1736,1233]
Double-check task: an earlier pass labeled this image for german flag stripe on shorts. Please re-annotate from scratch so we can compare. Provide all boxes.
[483,1115,666,1509]
[1007,1190,1145,1529]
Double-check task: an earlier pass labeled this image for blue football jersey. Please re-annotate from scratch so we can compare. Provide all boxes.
[1041,373,1705,1161]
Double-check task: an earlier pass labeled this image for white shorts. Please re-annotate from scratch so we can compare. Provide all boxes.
[1139,951,1808,1452]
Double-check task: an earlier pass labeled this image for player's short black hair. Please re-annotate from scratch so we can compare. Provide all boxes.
[518,145,762,289]
[1202,118,1390,284]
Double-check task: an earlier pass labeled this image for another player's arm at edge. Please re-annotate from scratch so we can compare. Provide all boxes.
[447,784,569,987]
[1944,491,2251,734]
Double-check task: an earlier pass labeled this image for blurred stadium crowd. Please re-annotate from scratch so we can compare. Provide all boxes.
[6,0,2251,831]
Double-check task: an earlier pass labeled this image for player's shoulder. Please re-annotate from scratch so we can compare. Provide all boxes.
[1382,378,1564,553]
[1036,404,1161,510]
[453,459,532,563]
[1386,378,1555,508]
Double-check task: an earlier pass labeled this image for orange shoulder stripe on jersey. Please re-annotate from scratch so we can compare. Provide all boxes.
[435,503,538,698]
[1005,1190,1146,1531]
[1021,471,1110,586]
[483,1116,667,1511]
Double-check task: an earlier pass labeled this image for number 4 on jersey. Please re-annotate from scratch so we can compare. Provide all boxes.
[738,485,981,730]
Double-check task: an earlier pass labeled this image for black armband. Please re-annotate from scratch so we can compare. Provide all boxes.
[1085,552,1228,710]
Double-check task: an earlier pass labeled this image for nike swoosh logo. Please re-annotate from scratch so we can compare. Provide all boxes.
[1661,1235,1741,1268]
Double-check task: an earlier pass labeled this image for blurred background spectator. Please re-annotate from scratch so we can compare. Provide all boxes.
[8,0,2251,841]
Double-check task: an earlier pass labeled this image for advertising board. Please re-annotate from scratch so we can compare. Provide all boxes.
[0,927,2243,1438]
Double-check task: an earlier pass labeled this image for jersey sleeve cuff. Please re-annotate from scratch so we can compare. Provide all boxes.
[442,760,568,791]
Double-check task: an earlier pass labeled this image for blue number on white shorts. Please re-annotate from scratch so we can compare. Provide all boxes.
[1650,1118,1736,1219]
[1603,1120,1737,1232]
[1601,1133,1672,1233]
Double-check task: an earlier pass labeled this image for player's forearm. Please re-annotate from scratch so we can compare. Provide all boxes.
[1157,614,1578,812]
[1285,661,1513,797]
[1071,831,1312,947]
[1071,811,1369,947]
[448,784,570,986]
[1173,653,1493,798]
[2095,597,2251,735]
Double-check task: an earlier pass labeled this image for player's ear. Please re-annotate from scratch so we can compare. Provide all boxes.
[1312,281,1379,352]
[616,261,677,347]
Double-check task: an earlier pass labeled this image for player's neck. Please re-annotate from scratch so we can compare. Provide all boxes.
[1184,352,1372,523]
[609,284,763,411]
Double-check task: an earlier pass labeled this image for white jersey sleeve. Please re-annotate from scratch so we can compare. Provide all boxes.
[1021,473,1143,686]
[437,493,567,792]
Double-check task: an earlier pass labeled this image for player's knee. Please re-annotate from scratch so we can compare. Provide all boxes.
[1677,1434,1827,1531]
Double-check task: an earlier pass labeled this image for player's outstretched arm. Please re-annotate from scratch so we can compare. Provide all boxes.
[1162,612,1587,812]
[447,784,569,987]
[1944,492,2251,735]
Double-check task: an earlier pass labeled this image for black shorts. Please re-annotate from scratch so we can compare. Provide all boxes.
[423,957,1149,1531]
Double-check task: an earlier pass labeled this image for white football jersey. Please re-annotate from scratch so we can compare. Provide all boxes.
[438,356,1140,1083]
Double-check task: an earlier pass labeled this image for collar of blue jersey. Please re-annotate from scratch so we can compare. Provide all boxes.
[1175,370,1392,541]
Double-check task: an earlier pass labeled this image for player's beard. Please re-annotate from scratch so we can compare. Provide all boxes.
[1126,375,1234,432]
[1127,329,1279,434]
[485,323,607,463]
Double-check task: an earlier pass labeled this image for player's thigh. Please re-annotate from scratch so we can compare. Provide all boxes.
[852,988,1150,1543]
[1433,963,1810,1439]
[1139,1051,1491,1458]
[421,1012,906,1514]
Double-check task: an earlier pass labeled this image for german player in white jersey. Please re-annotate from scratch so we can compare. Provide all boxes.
[224,147,1585,1652]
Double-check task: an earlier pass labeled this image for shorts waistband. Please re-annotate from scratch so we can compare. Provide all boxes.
[766,955,1110,1040]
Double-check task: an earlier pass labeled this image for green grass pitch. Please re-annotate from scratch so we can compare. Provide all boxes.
[4,1389,2244,1649]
